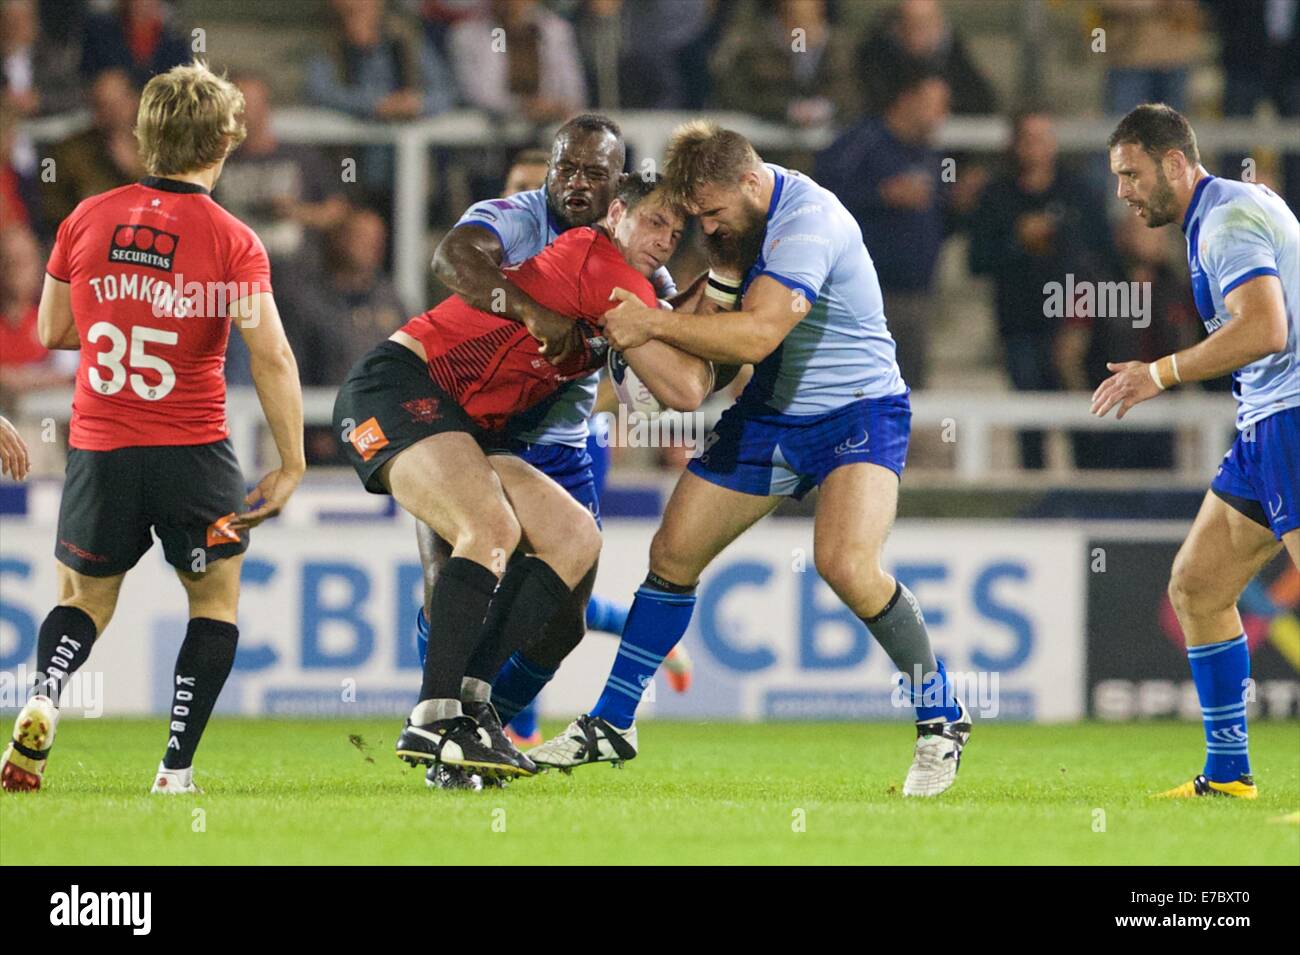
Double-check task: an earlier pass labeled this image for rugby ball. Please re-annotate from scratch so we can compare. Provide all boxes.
[607,349,664,415]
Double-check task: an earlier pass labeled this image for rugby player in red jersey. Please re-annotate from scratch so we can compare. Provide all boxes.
[0,63,305,794]
[333,174,712,782]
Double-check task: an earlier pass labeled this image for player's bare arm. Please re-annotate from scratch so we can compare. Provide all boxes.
[431,223,580,363]
[36,275,80,350]
[603,275,805,365]
[620,337,715,411]
[232,291,305,529]
[618,280,745,410]
[1092,274,1289,419]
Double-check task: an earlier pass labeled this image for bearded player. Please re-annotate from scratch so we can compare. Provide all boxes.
[1095,104,1298,799]
[0,62,305,793]
[531,122,972,797]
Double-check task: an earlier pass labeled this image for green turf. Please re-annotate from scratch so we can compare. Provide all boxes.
[1,718,1297,865]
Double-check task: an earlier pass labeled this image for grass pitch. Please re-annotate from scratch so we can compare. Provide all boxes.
[1,718,1297,865]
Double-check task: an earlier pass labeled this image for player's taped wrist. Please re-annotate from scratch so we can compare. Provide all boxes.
[704,270,741,309]
[576,321,609,371]
[1148,354,1182,391]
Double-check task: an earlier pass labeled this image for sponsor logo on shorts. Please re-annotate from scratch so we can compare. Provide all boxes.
[206,512,241,548]
[350,416,389,461]
[58,539,108,563]
[401,397,442,424]
[107,224,180,272]
[1268,494,1284,520]
[834,430,869,455]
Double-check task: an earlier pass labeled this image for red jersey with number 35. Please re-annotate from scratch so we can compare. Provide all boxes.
[46,177,272,451]
[400,226,657,431]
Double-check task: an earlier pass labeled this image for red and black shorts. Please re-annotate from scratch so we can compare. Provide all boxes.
[333,340,482,494]
[56,438,250,577]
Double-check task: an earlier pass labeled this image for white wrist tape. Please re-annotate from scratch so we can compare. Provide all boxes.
[704,270,741,308]
[1148,362,1167,391]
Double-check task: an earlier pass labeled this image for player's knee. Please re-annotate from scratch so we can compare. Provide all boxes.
[462,507,521,563]
[647,526,697,586]
[1167,561,1228,618]
[815,548,885,606]
[572,511,602,569]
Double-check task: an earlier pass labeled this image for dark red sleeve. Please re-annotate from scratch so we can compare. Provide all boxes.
[577,238,658,321]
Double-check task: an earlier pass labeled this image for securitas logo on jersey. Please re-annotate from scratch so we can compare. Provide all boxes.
[107,224,179,272]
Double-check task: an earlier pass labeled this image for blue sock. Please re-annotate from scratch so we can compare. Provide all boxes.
[491,651,556,724]
[508,699,539,738]
[586,594,629,635]
[909,658,962,723]
[1187,634,1251,783]
[589,580,696,729]
[415,607,430,666]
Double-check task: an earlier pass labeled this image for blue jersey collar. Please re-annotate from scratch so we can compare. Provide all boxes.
[766,164,784,221]
[1181,174,1215,233]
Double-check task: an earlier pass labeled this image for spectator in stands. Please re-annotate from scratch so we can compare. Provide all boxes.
[1202,0,1300,211]
[711,0,848,127]
[280,208,405,464]
[217,73,352,387]
[1,105,41,232]
[1099,0,1204,115]
[306,0,456,121]
[574,0,622,110]
[814,67,954,388]
[80,0,189,87]
[967,110,1114,469]
[306,0,456,210]
[856,0,996,117]
[618,0,726,110]
[448,0,586,121]
[1069,214,1202,470]
[503,146,548,195]
[283,207,406,390]
[2,0,84,120]
[216,73,350,273]
[0,225,76,400]
[42,68,141,228]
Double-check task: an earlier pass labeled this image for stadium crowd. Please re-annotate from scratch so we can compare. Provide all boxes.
[2,0,1296,472]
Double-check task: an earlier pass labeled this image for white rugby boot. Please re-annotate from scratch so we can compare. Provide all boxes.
[527,714,638,773]
[151,762,202,794]
[903,699,972,797]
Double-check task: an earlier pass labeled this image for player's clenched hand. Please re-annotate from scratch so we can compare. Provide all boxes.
[232,466,305,530]
[1090,361,1161,420]
[0,415,31,482]
[526,309,580,365]
[603,287,660,351]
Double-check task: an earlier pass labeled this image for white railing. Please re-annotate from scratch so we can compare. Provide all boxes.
[20,108,1300,313]
[11,386,1239,487]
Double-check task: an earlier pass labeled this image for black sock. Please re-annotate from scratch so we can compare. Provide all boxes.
[35,606,98,703]
[163,618,239,770]
[465,556,571,685]
[420,556,498,702]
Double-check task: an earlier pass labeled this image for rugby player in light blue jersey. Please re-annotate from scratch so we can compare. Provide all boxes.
[529,121,972,797]
[1096,104,1299,800]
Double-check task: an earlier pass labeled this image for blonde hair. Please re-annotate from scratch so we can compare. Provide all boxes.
[135,61,247,177]
[662,120,760,207]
